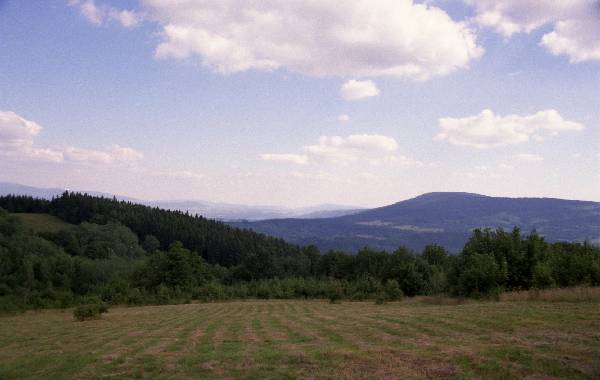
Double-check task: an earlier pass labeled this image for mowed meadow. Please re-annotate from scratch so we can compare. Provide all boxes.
[1,296,600,379]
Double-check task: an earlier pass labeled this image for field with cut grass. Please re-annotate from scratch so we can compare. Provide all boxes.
[1,299,599,379]
[10,213,72,233]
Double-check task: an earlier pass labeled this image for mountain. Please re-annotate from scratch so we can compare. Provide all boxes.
[0,182,139,202]
[0,182,361,221]
[146,200,363,221]
[230,192,600,252]
[0,182,66,200]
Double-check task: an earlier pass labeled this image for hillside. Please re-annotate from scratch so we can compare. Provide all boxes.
[0,192,301,267]
[10,213,72,233]
[231,192,600,252]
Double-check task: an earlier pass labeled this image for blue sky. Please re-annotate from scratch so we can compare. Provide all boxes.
[0,0,599,207]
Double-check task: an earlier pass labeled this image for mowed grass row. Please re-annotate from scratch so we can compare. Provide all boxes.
[0,299,599,379]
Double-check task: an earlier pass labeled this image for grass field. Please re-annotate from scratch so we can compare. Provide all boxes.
[0,299,599,379]
[10,213,72,233]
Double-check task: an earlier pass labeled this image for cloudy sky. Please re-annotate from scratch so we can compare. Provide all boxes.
[1,0,599,207]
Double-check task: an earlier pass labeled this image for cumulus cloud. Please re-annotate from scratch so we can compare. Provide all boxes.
[144,0,482,79]
[62,145,143,165]
[340,80,380,101]
[0,110,142,166]
[467,0,600,62]
[262,134,423,167]
[108,9,142,28]
[69,0,142,28]
[541,19,600,63]
[512,153,544,162]
[260,153,309,165]
[0,111,42,150]
[436,109,584,148]
[304,134,397,163]
[71,0,104,25]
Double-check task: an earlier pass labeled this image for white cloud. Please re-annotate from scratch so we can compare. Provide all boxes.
[466,0,579,36]
[63,145,144,165]
[260,153,309,165]
[145,0,483,79]
[340,80,380,101]
[108,145,144,162]
[304,134,398,163]
[541,19,600,63]
[512,153,544,162]
[436,109,584,148]
[0,111,42,150]
[108,9,142,28]
[0,110,142,166]
[70,0,142,28]
[467,0,600,62]
[338,114,350,123]
[74,0,104,25]
[260,134,423,167]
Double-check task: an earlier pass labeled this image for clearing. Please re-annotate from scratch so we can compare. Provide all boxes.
[9,213,71,233]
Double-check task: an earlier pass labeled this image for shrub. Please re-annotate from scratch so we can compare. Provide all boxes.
[328,281,343,304]
[375,280,404,304]
[532,262,555,289]
[73,303,109,321]
[194,282,227,302]
[452,253,506,298]
[383,279,404,301]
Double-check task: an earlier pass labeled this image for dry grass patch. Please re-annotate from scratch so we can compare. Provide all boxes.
[500,287,600,302]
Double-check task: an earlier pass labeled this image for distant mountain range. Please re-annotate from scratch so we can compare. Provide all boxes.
[0,182,362,221]
[3,183,598,253]
[231,192,600,252]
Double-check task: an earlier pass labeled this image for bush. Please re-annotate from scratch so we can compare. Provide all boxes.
[328,281,343,304]
[194,282,228,302]
[532,262,555,289]
[452,253,506,298]
[73,303,109,321]
[383,279,404,301]
[375,280,404,304]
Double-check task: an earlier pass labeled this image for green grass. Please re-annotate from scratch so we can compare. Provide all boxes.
[10,213,71,233]
[0,299,599,379]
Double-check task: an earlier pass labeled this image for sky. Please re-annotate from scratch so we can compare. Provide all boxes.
[0,0,599,207]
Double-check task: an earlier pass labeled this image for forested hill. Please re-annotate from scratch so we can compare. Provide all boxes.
[231,192,600,252]
[0,192,300,267]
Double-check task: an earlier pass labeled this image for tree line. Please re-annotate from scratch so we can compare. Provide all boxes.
[0,193,599,311]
